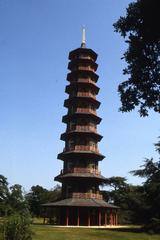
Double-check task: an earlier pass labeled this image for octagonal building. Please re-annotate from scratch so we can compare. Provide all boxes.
[42,30,118,226]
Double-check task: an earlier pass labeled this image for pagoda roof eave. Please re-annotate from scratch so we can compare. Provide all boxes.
[67,70,99,82]
[42,198,119,208]
[57,151,105,161]
[65,83,100,95]
[54,173,106,182]
[64,97,101,109]
[68,58,98,71]
[60,131,103,142]
[69,48,98,61]
[62,113,102,124]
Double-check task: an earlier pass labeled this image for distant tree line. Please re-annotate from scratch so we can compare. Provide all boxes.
[25,184,61,217]
[0,175,33,240]
[0,177,61,239]
[103,138,160,232]
[0,177,61,218]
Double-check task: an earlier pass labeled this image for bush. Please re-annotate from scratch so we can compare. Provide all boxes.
[3,213,32,240]
[143,218,160,234]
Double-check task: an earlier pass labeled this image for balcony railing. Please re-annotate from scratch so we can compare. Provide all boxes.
[78,55,94,61]
[74,92,96,99]
[68,125,97,133]
[76,78,96,85]
[64,145,99,153]
[61,167,100,175]
[74,107,97,115]
[69,192,103,200]
[78,66,94,71]
[69,92,96,99]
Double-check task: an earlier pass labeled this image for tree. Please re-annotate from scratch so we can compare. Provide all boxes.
[130,158,160,221]
[0,176,29,216]
[130,144,160,232]
[46,184,61,203]
[103,176,145,224]
[103,177,129,211]
[0,175,9,201]
[155,137,160,154]
[3,212,32,240]
[0,176,32,239]
[113,0,160,116]
[25,184,61,217]
[0,175,10,216]
[25,185,48,217]
[9,184,28,213]
[104,176,128,191]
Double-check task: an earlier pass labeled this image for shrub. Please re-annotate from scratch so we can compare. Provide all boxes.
[143,218,160,234]
[3,213,32,240]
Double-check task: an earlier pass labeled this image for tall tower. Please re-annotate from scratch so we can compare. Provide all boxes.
[43,30,118,226]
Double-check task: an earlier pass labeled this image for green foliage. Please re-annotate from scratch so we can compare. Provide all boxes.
[31,225,160,240]
[9,184,29,214]
[0,175,9,201]
[155,137,160,154]
[131,158,160,225]
[113,0,160,116]
[25,185,48,217]
[143,218,160,234]
[3,213,32,240]
[0,176,29,216]
[104,177,127,191]
[0,175,10,216]
[103,176,146,224]
[25,184,61,217]
[103,139,160,231]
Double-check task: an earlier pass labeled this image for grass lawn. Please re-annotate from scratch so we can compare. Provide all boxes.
[32,225,160,240]
[0,218,160,240]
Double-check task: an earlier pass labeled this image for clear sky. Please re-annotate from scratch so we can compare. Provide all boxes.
[0,0,159,191]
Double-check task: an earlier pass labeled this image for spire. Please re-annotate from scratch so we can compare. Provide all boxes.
[81,27,86,48]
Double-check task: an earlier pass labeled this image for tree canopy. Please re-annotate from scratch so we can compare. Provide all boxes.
[131,159,160,220]
[129,137,160,232]
[0,175,29,216]
[25,184,61,217]
[114,0,160,116]
[103,176,146,224]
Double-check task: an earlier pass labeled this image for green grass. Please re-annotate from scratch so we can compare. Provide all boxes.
[32,225,160,240]
[0,218,160,240]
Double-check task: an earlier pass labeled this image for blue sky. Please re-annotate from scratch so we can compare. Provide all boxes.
[0,0,159,191]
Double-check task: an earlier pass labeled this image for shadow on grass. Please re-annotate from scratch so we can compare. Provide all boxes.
[95,227,143,233]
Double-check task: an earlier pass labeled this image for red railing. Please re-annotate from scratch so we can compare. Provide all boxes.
[69,192,103,200]
[64,145,99,153]
[77,92,96,99]
[62,167,100,175]
[68,125,97,133]
[72,55,95,61]
[75,107,97,115]
[69,78,96,85]
[70,92,96,99]
[78,66,94,71]
[78,55,94,61]
[77,78,96,85]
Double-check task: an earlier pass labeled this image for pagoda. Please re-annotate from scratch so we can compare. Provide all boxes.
[42,29,118,226]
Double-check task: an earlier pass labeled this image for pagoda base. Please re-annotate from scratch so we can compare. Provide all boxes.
[42,198,119,226]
